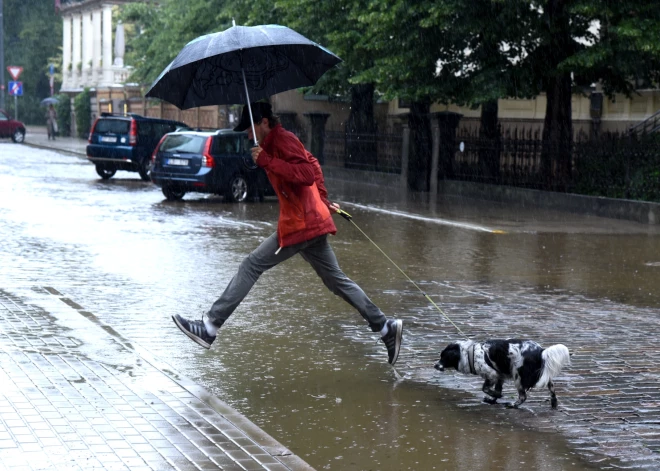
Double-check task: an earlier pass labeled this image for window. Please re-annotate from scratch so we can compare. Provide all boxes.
[160,134,207,153]
[155,123,176,136]
[94,119,129,134]
[213,135,240,154]
[137,121,152,138]
[242,135,253,152]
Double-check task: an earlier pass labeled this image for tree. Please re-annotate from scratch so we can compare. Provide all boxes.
[270,0,379,168]
[74,88,91,139]
[3,0,61,123]
[121,0,233,85]
[355,1,449,190]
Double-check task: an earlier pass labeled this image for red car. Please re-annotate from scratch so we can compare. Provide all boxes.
[0,109,25,143]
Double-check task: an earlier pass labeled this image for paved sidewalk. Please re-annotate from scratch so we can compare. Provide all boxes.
[0,287,313,471]
[25,125,88,157]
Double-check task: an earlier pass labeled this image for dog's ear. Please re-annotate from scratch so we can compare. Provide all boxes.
[439,343,461,370]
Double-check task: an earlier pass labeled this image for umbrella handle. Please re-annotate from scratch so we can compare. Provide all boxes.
[241,68,259,148]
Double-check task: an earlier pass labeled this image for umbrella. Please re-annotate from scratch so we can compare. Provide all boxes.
[145,23,342,145]
[40,97,59,106]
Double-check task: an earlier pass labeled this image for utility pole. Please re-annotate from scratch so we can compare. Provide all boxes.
[0,0,4,110]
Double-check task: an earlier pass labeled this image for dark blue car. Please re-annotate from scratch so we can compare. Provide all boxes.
[87,113,187,181]
[150,129,274,202]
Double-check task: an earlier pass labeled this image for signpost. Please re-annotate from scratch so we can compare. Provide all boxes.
[7,67,23,120]
[8,80,22,120]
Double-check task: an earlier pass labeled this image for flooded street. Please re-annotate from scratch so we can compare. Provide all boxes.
[2,144,660,470]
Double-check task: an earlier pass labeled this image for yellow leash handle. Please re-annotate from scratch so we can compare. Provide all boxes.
[336,208,353,221]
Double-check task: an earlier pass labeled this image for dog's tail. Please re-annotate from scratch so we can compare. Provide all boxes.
[535,344,571,388]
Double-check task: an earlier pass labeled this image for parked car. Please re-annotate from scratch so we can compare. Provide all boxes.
[0,109,26,143]
[150,129,274,202]
[86,113,187,181]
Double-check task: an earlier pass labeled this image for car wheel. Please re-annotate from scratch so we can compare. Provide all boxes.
[226,175,250,202]
[162,185,185,201]
[95,165,116,180]
[138,160,151,181]
[11,128,25,143]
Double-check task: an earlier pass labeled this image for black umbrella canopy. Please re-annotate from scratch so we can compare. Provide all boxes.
[145,24,342,110]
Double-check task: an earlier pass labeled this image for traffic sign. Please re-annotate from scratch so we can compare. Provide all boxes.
[8,81,23,96]
[7,66,23,81]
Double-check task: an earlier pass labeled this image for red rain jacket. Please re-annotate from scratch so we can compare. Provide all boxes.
[256,124,337,248]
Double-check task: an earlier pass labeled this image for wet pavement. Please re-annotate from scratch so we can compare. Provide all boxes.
[3,128,312,470]
[3,127,660,470]
[0,289,311,471]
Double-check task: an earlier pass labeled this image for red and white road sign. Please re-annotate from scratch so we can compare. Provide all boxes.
[7,66,23,81]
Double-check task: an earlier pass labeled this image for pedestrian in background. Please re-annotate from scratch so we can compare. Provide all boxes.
[173,102,403,365]
[45,104,58,140]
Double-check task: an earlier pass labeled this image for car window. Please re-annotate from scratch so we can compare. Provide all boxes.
[0,111,7,121]
[138,121,152,137]
[159,123,177,136]
[242,135,256,152]
[160,134,207,153]
[94,119,129,134]
[213,135,240,154]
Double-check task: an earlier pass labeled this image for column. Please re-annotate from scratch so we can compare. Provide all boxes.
[102,4,113,85]
[82,11,93,86]
[430,111,462,181]
[400,121,410,190]
[62,15,72,89]
[72,13,82,89]
[430,120,440,199]
[303,113,330,165]
[92,9,102,85]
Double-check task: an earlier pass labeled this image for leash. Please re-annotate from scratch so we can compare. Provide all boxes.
[336,208,470,340]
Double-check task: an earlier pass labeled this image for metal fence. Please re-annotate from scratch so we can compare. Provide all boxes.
[453,126,547,188]
[453,125,660,201]
[324,130,403,173]
[317,122,659,203]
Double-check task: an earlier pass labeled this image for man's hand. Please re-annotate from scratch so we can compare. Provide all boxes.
[329,202,340,213]
[251,146,263,163]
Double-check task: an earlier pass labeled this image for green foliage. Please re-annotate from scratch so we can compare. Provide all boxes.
[55,94,71,137]
[74,89,91,139]
[3,0,62,123]
[121,0,233,85]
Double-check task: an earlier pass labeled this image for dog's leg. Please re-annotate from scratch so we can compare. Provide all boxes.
[548,381,557,409]
[507,387,527,409]
[481,379,500,405]
[494,379,503,399]
[506,379,527,409]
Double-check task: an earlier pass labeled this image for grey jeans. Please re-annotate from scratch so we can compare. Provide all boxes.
[206,232,387,332]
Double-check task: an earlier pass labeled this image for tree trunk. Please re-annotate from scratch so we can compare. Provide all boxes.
[407,100,432,191]
[479,100,500,180]
[345,83,377,170]
[541,0,573,190]
[541,73,572,189]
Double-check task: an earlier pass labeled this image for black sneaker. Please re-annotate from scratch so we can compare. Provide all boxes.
[381,319,403,365]
[172,315,216,349]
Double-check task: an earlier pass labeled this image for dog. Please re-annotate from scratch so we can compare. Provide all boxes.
[434,339,570,409]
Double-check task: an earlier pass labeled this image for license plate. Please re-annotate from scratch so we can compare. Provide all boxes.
[166,158,189,166]
[100,136,117,143]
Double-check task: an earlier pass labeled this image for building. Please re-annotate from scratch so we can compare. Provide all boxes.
[58,0,131,92]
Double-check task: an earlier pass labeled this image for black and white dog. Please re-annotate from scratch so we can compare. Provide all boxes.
[434,339,570,409]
